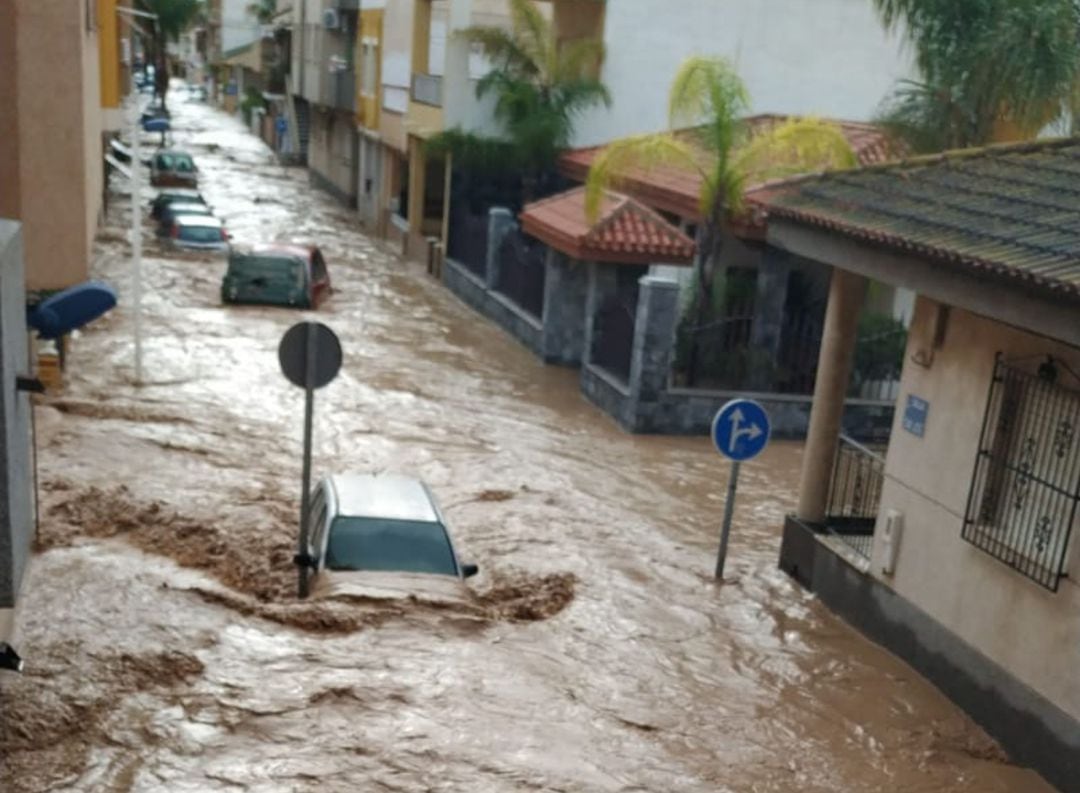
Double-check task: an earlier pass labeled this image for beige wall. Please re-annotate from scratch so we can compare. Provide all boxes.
[9,0,102,292]
[308,108,357,202]
[379,0,413,153]
[874,297,1080,719]
[0,1,20,220]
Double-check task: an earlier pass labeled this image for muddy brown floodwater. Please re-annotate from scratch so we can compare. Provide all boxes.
[0,95,1059,793]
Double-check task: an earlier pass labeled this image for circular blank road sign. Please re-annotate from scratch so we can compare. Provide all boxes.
[278,321,342,390]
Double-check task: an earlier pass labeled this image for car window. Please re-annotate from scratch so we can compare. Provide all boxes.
[325,517,458,576]
[312,252,327,282]
[228,256,304,285]
[179,225,223,242]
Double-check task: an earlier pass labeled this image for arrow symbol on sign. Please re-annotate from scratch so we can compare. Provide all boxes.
[728,408,763,453]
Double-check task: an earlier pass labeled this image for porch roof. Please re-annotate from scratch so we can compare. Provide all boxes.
[759,138,1080,302]
[519,187,696,265]
[557,114,900,224]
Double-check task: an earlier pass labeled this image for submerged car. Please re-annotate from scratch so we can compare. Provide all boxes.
[156,201,213,231]
[150,188,206,219]
[163,215,230,252]
[221,244,331,308]
[298,474,479,601]
[150,149,198,187]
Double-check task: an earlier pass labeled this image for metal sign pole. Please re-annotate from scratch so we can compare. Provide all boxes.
[130,94,143,384]
[297,323,317,598]
[715,460,741,580]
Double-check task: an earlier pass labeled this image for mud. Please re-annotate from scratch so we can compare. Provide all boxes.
[0,91,1059,792]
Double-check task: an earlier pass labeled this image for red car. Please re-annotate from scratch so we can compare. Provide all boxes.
[221,244,332,308]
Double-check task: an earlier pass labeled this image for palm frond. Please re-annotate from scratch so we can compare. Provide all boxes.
[584,134,703,221]
[668,56,749,131]
[509,0,554,82]
[457,25,537,78]
[734,118,857,185]
[554,37,606,85]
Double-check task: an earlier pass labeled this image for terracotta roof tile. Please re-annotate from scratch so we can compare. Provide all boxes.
[520,187,696,265]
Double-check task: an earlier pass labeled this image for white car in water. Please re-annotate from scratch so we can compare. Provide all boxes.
[297,474,479,602]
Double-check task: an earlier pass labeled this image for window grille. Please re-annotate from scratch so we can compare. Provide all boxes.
[963,356,1080,591]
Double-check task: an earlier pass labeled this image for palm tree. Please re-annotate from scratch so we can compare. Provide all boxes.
[430,0,610,198]
[585,56,855,329]
[135,0,203,110]
[873,0,1080,150]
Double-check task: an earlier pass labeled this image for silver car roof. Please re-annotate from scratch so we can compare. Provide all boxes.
[327,474,439,523]
[174,215,222,227]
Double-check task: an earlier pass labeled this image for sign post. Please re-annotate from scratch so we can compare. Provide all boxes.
[711,399,771,580]
[278,321,342,597]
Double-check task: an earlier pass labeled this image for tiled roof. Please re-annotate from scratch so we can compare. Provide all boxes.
[557,114,902,222]
[760,139,1080,300]
[520,187,696,265]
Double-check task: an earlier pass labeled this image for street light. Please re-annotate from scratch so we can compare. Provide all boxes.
[116,6,158,385]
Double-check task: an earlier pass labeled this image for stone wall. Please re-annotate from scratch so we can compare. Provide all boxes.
[580,266,894,439]
[442,208,589,366]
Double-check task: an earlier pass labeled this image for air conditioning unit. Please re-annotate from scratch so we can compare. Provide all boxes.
[322,8,339,30]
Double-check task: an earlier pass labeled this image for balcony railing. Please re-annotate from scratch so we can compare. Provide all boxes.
[411,72,443,107]
[824,435,886,560]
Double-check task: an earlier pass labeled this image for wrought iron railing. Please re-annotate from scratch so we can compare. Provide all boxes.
[825,434,886,560]
[411,72,443,107]
[963,356,1080,591]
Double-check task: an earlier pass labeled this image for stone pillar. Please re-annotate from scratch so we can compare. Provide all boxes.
[796,267,868,524]
[541,250,590,365]
[485,207,515,290]
[628,275,680,406]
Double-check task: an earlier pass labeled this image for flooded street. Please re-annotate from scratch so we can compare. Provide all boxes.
[0,97,1056,792]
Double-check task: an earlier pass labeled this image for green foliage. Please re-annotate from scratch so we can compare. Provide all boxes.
[240,86,266,125]
[135,0,202,41]
[585,58,855,223]
[853,312,908,387]
[873,0,1080,150]
[434,0,609,179]
[247,0,277,25]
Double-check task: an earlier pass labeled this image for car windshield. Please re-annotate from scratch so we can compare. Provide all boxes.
[228,256,304,287]
[325,517,458,576]
[179,225,222,242]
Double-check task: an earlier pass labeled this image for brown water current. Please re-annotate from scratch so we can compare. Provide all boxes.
[0,96,1058,792]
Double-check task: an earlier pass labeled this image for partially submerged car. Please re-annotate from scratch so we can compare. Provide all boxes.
[221,244,331,308]
[298,474,479,602]
[150,149,198,187]
[156,201,213,232]
[163,215,230,252]
[150,188,206,219]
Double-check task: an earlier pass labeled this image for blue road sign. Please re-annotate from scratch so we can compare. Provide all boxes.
[712,399,771,462]
[902,394,929,437]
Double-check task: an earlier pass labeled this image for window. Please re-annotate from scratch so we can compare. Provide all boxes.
[361,40,378,96]
[963,356,1080,591]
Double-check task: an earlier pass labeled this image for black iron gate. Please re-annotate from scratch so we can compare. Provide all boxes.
[591,269,642,383]
[963,356,1080,591]
[494,229,547,319]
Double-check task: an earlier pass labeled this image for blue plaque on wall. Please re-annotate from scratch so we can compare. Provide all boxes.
[903,394,929,437]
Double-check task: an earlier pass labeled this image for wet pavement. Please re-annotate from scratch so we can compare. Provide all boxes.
[0,94,1058,792]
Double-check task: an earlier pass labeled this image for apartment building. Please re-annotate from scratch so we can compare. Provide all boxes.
[292,0,361,205]
[0,0,105,293]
